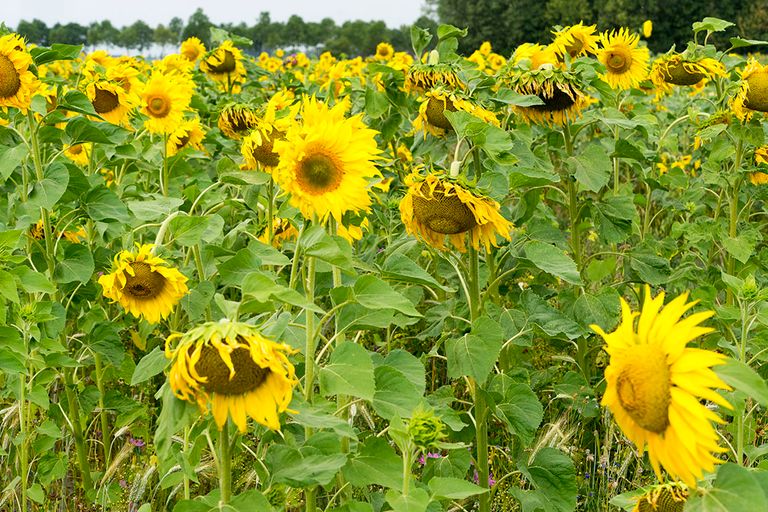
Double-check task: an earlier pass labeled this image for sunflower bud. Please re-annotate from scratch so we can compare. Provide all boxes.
[407,409,447,451]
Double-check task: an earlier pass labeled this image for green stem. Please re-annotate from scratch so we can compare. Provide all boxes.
[736,300,751,466]
[19,372,28,512]
[93,353,111,470]
[567,178,582,271]
[64,371,94,494]
[267,178,275,245]
[183,426,191,500]
[726,178,742,305]
[218,424,232,507]
[161,134,169,197]
[303,255,318,512]
[402,449,414,496]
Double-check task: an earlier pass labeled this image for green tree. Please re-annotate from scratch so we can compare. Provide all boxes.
[16,19,49,45]
[120,20,154,51]
[49,22,87,46]
[182,8,213,47]
[87,20,119,46]
[168,17,184,44]
[153,24,177,49]
[544,0,594,28]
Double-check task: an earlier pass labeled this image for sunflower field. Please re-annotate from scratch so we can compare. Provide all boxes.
[3,14,768,512]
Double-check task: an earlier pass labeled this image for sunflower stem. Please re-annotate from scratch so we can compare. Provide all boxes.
[218,423,232,507]
[183,426,191,500]
[93,353,112,470]
[161,133,169,197]
[18,362,28,512]
[266,178,275,245]
[303,254,318,511]
[726,136,743,305]
[64,370,94,495]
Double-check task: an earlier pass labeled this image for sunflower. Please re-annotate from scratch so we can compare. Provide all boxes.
[597,28,649,90]
[551,22,599,59]
[650,53,725,97]
[272,96,381,223]
[98,244,189,324]
[258,218,299,247]
[505,67,589,126]
[84,78,139,126]
[633,482,687,512]
[64,143,92,166]
[0,33,41,113]
[200,40,247,93]
[399,169,512,252]
[375,42,394,61]
[731,59,768,122]
[643,20,653,39]
[165,320,298,432]
[404,62,465,93]
[180,37,206,62]
[218,103,259,139]
[413,88,499,137]
[139,72,193,135]
[592,286,732,487]
[167,117,206,156]
[750,146,768,185]
[512,43,560,70]
[240,92,298,169]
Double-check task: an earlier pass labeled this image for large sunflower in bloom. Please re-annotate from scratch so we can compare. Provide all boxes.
[166,117,206,156]
[400,169,512,252]
[597,28,649,90]
[731,59,768,122]
[165,320,298,432]
[180,37,206,62]
[592,287,732,487]
[139,72,193,134]
[413,88,499,137]
[200,40,246,93]
[98,244,189,324]
[272,96,381,222]
[551,22,599,60]
[241,91,298,170]
[0,34,40,112]
[84,78,139,126]
[633,482,688,512]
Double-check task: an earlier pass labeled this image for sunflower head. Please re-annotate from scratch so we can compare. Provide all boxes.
[404,62,465,93]
[64,143,92,166]
[272,96,381,222]
[0,33,42,113]
[633,482,687,512]
[200,41,247,92]
[593,286,732,487]
[167,117,206,156]
[375,42,394,61]
[552,22,599,59]
[750,145,768,184]
[139,72,194,134]
[413,88,499,137]
[650,53,725,97]
[258,218,299,247]
[165,320,298,432]
[505,67,589,126]
[241,127,283,169]
[218,103,259,139]
[732,59,768,121]
[98,244,189,324]
[512,43,560,70]
[180,37,206,62]
[597,28,650,90]
[400,169,512,252]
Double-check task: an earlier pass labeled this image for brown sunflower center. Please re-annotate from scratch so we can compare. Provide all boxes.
[249,132,282,168]
[606,50,632,74]
[195,345,270,395]
[615,343,671,434]
[565,38,584,58]
[69,144,84,155]
[92,86,120,114]
[412,182,478,234]
[0,55,21,99]
[147,95,171,118]
[745,71,768,112]
[175,133,191,149]
[182,48,200,61]
[208,50,236,74]
[296,153,343,195]
[662,61,705,86]
[530,85,577,112]
[425,96,457,131]
[124,262,166,300]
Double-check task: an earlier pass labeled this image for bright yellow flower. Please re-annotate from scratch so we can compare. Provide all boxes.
[84,78,140,127]
[597,28,650,90]
[139,72,193,134]
[413,88,499,137]
[375,42,394,61]
[643,20,653,39]
[750,146,768,184]
[404,62,465,93]
[552,22,599,59]
[593,287,732,487]
[200,40,246,93]
[479,41,492,56]
[0,33,41,113]
[180,37,206,62]
[98,244,189,324]
[731,59,768,122]
[399,169,512,252]
[273,96,381,223]
[512,43,560,70]
[165,320,298,432]
[258,218,299,247]
[166,117,206,156]
[64,143,92,166]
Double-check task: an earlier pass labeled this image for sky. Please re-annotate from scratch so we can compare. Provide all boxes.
[5,0,427,29]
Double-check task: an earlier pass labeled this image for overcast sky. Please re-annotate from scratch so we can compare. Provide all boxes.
[4,0,427,29]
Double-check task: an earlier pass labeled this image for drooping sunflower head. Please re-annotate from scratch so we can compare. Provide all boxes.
[597,28,650,90]
[413,88,499,137]
[592,286,733,487]
[404,62,465,93]
[0,33,42,113]
[165,320,298,433]
[633,482,688,512]
[167,117,206,156]
[98,244,189,324]
[180,37,206,62]
[399,169,512,252]
[200,40,246,92]
[273,95,382,223]
[650,53,725,97]
[218,103,260,139]
[505,67,590,126]
[139,72,194,134]
[551,22,599,60]
[84,78,140,127]
[731,59,768,122]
